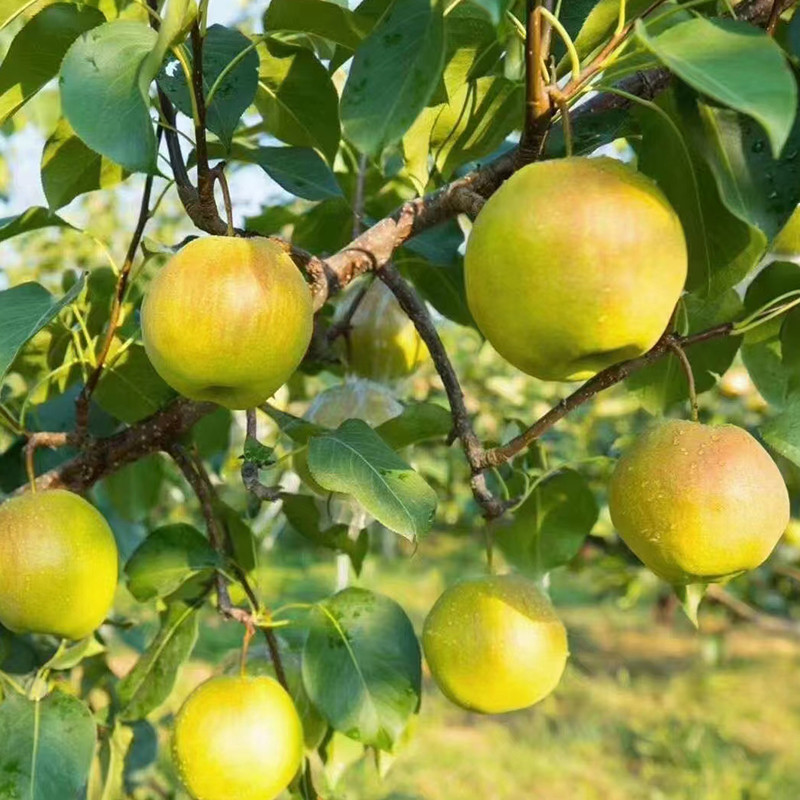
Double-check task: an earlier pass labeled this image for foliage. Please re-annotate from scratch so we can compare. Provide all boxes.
[0,0,799,798]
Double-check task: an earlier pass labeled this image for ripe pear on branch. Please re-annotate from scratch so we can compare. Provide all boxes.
[465,157,687,381]
[172,675,304,800]
[609,419,789,618]
[423,574,568,714]
[142,236,313,410]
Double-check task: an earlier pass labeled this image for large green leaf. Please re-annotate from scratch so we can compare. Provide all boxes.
[761,393,800,466]
[635,89,767,297]
[264,0,367,49]
[60,20,158,172]
[302,587,421,750]
[117,602,199,721]
[496,469,598,577]
[94,343,176,424]
[428,76,522,179]
[626,290,743,415]
[210,143,342,201]
[341,0,445,155]
[41,117,126,209]
[125,524,221,602]
[255,42,341,163]
[0,690,96,800]
[692,100,800,241]
[0,206,73,242]
[0,276,84,382]
[158,24,259,149]
[637,17,797,157]
[104,455,165,522]
[0,3,104,126]
[307,419,437,540]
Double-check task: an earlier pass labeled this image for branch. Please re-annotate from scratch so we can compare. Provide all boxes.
[75,154,160,439]
[169,442,289,689]
[480,325,733,468]
[706,584,800,639]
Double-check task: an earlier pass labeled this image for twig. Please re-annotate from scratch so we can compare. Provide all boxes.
[766,0,783,31]
[353,153,368,239]
[480,327,733,467]
[706,584,800,638]
[666,338,699,422]
[210,162,235,237]
[169,442,290,689]
[24,432,72,491]
[75,149,161,440]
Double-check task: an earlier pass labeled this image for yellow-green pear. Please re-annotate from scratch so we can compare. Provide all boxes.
[142,236,313,410]
[464,157,687,381]
[422,574,568,714]
[0,490,118,640]
[173,675,304,800]
[609,419,789,584]
[341,280,427,382]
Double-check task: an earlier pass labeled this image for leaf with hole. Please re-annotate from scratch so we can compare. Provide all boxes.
[60,20,158,172]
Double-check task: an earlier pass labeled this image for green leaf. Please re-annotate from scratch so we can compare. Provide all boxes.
[0,276,84,382]
[158,24,259,149]
[626,290,743,415]
[440,2,501,97]
[429,76,522,178]
[302,587,421,750]
[0,0,45,31]
[282,493,368,574]
[307,419,437,540]
[497,469,598,577]
[0,3,105,126]
[341,0,445,156]
[398,256,474,328]
[91,721,134,800]
[469,0,513,25]
[41,116,127,210]
[636,17,798,157]
[117,601,199,721]
[139,0,192,97]
[374,402,452,450]
[43,636,105,671]
[0,690,96,800]
[762,393,800,466]
[565,0,654,61]
[740,261,800,407]
[103,455,165,522]
[215,500,258,573]
[60,20,158,172]
[255,42,341,163]
[0,205,73,242]
[635,89,767,297]
[212,143,342,201]
[692,100,800,241]
[263,405,327,444]
[264,0,367,50]
[94,343,176,424]
[125,524,221,602]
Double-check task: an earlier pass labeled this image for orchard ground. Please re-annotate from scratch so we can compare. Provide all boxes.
[108,538,800,800]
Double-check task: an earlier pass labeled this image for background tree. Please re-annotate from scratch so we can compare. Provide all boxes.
[1,0,800,798]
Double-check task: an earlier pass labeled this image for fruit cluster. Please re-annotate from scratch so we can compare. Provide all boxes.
[1,158,790,800]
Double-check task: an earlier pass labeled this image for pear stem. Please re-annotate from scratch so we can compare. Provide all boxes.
[667,338,699,422]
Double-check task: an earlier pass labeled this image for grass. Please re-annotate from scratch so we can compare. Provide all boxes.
[130,536,800,800]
